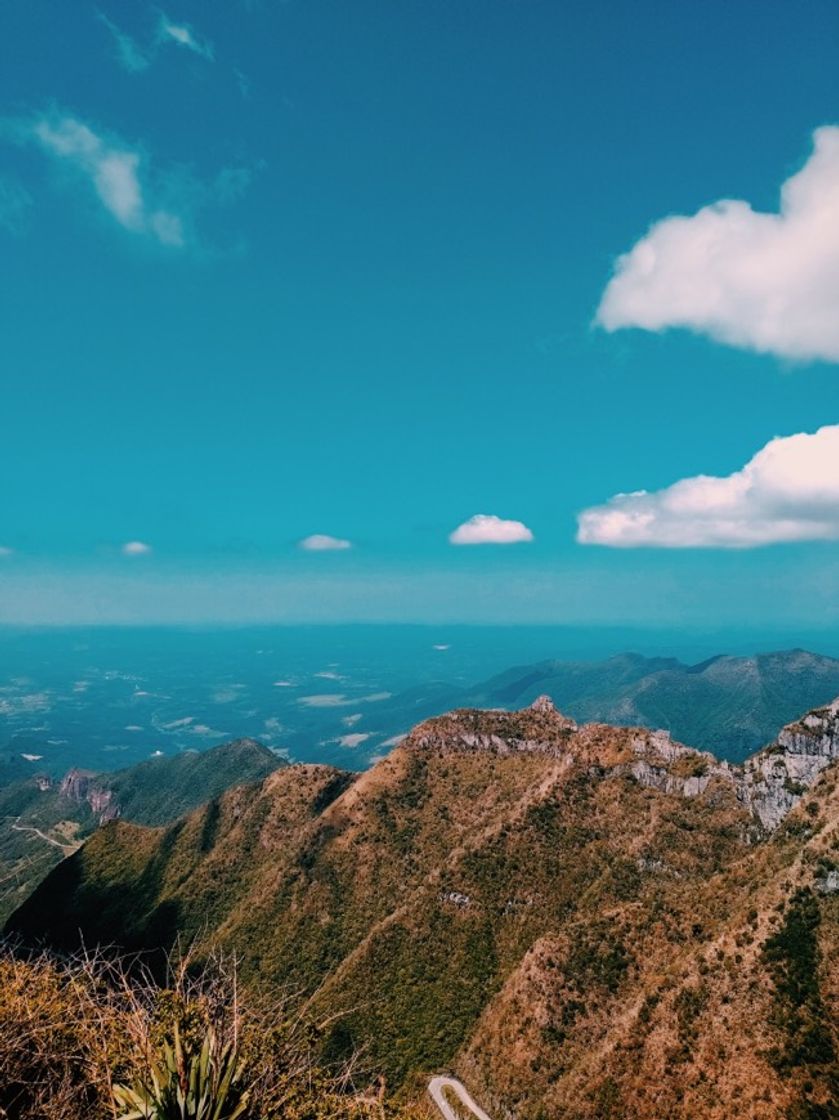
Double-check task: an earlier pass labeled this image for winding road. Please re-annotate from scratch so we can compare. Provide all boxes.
[428,1076,493,1120]
[10,817,77,854]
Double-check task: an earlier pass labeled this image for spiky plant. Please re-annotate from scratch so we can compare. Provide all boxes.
[112,1021,250,1120]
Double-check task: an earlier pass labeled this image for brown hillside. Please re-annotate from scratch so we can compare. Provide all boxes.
[8,697,839,1118]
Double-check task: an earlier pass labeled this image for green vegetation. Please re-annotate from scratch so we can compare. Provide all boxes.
[763,889,835,1071]
[0,739,282,923]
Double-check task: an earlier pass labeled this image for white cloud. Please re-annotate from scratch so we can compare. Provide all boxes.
[297,693,349,708]
[0,547,13,558]
[596,126,839,363]
[97,12,150,72]
[32,116,184,247]
[336,733,371,748]
[449,514,534,545]
[122,540,152,556]
[577,424,839,548]
[299,534,352,551]
[158,15,215,61]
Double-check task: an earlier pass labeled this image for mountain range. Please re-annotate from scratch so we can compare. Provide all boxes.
[364,647,839,762]
[0,738,282,922]
[9,692,839,1118]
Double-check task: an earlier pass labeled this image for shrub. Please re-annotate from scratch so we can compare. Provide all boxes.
[0,945,420,1120]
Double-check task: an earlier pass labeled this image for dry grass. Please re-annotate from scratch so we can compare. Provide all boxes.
[0,943,423,1120]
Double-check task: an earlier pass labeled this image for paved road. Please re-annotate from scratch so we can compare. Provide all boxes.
[428,1076,493,1120]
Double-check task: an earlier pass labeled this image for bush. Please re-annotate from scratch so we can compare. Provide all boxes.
[0,945,421,1120]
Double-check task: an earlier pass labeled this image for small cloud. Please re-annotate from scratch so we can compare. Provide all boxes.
[160,716,194,729]
[299,534,352,551]
[577,424,839,548]
[30,115,184,247]
[335,732,371,749]
[0,546,13,558]
[380,734,406,748]
[449,514,534,546]
[433,644,450,651]
[121,540,152,556]
[158,14,215,61]
[97,12,150,73]
[596,126,839,364]
[297,693,349,708]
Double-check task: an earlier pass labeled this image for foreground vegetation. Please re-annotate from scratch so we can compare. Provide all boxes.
[0,945,424,1120]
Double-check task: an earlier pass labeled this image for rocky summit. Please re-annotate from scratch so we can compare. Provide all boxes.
[8,697,839,1118]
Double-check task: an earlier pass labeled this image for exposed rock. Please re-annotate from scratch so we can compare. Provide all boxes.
[58,769,96,802]
[441,890,471,908]
[815,868,839,895]
[626,730,731,799]
[58,768,119,824]
[740,698,839,830]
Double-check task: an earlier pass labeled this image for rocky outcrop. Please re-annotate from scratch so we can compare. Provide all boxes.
[628,729,732,798]
[626,697,839,832]
[409,695,578,758]
[411,693,839,834]
[740,698,839,830]
[58,768,119,824]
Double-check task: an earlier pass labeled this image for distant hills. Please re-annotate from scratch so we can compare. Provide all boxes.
[10,694,839,1118]
[0,738,282,922]
[365,647,839,761]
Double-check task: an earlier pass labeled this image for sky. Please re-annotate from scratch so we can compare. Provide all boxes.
[1,0,838,627]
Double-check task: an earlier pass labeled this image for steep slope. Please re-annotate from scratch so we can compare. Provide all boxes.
[0,738,282,922]
[8,698,839,1118]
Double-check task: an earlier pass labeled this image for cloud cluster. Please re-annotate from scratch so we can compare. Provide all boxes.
[597,126,839,363]
[121,540,152,556]
[32,115,184,247]
[577,425,839,548]
[299,534,352,551]
[98,11,214,72]
[158,15,215,61]
[449,514,534,545]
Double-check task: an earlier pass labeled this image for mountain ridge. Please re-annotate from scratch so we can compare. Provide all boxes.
[9,694,839,1116]
[0,737,283,922]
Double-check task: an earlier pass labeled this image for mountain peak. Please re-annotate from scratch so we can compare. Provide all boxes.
[529,694,557,714]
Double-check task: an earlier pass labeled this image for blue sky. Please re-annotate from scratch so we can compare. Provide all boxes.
[1,0,838,625]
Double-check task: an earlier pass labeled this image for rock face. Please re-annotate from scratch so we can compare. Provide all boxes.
[58,769,119,824]
[740,698,839,829]
[411,695,839,835]
[627,700,839,833]
[623,702,839,833]
[627,730,731,798]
